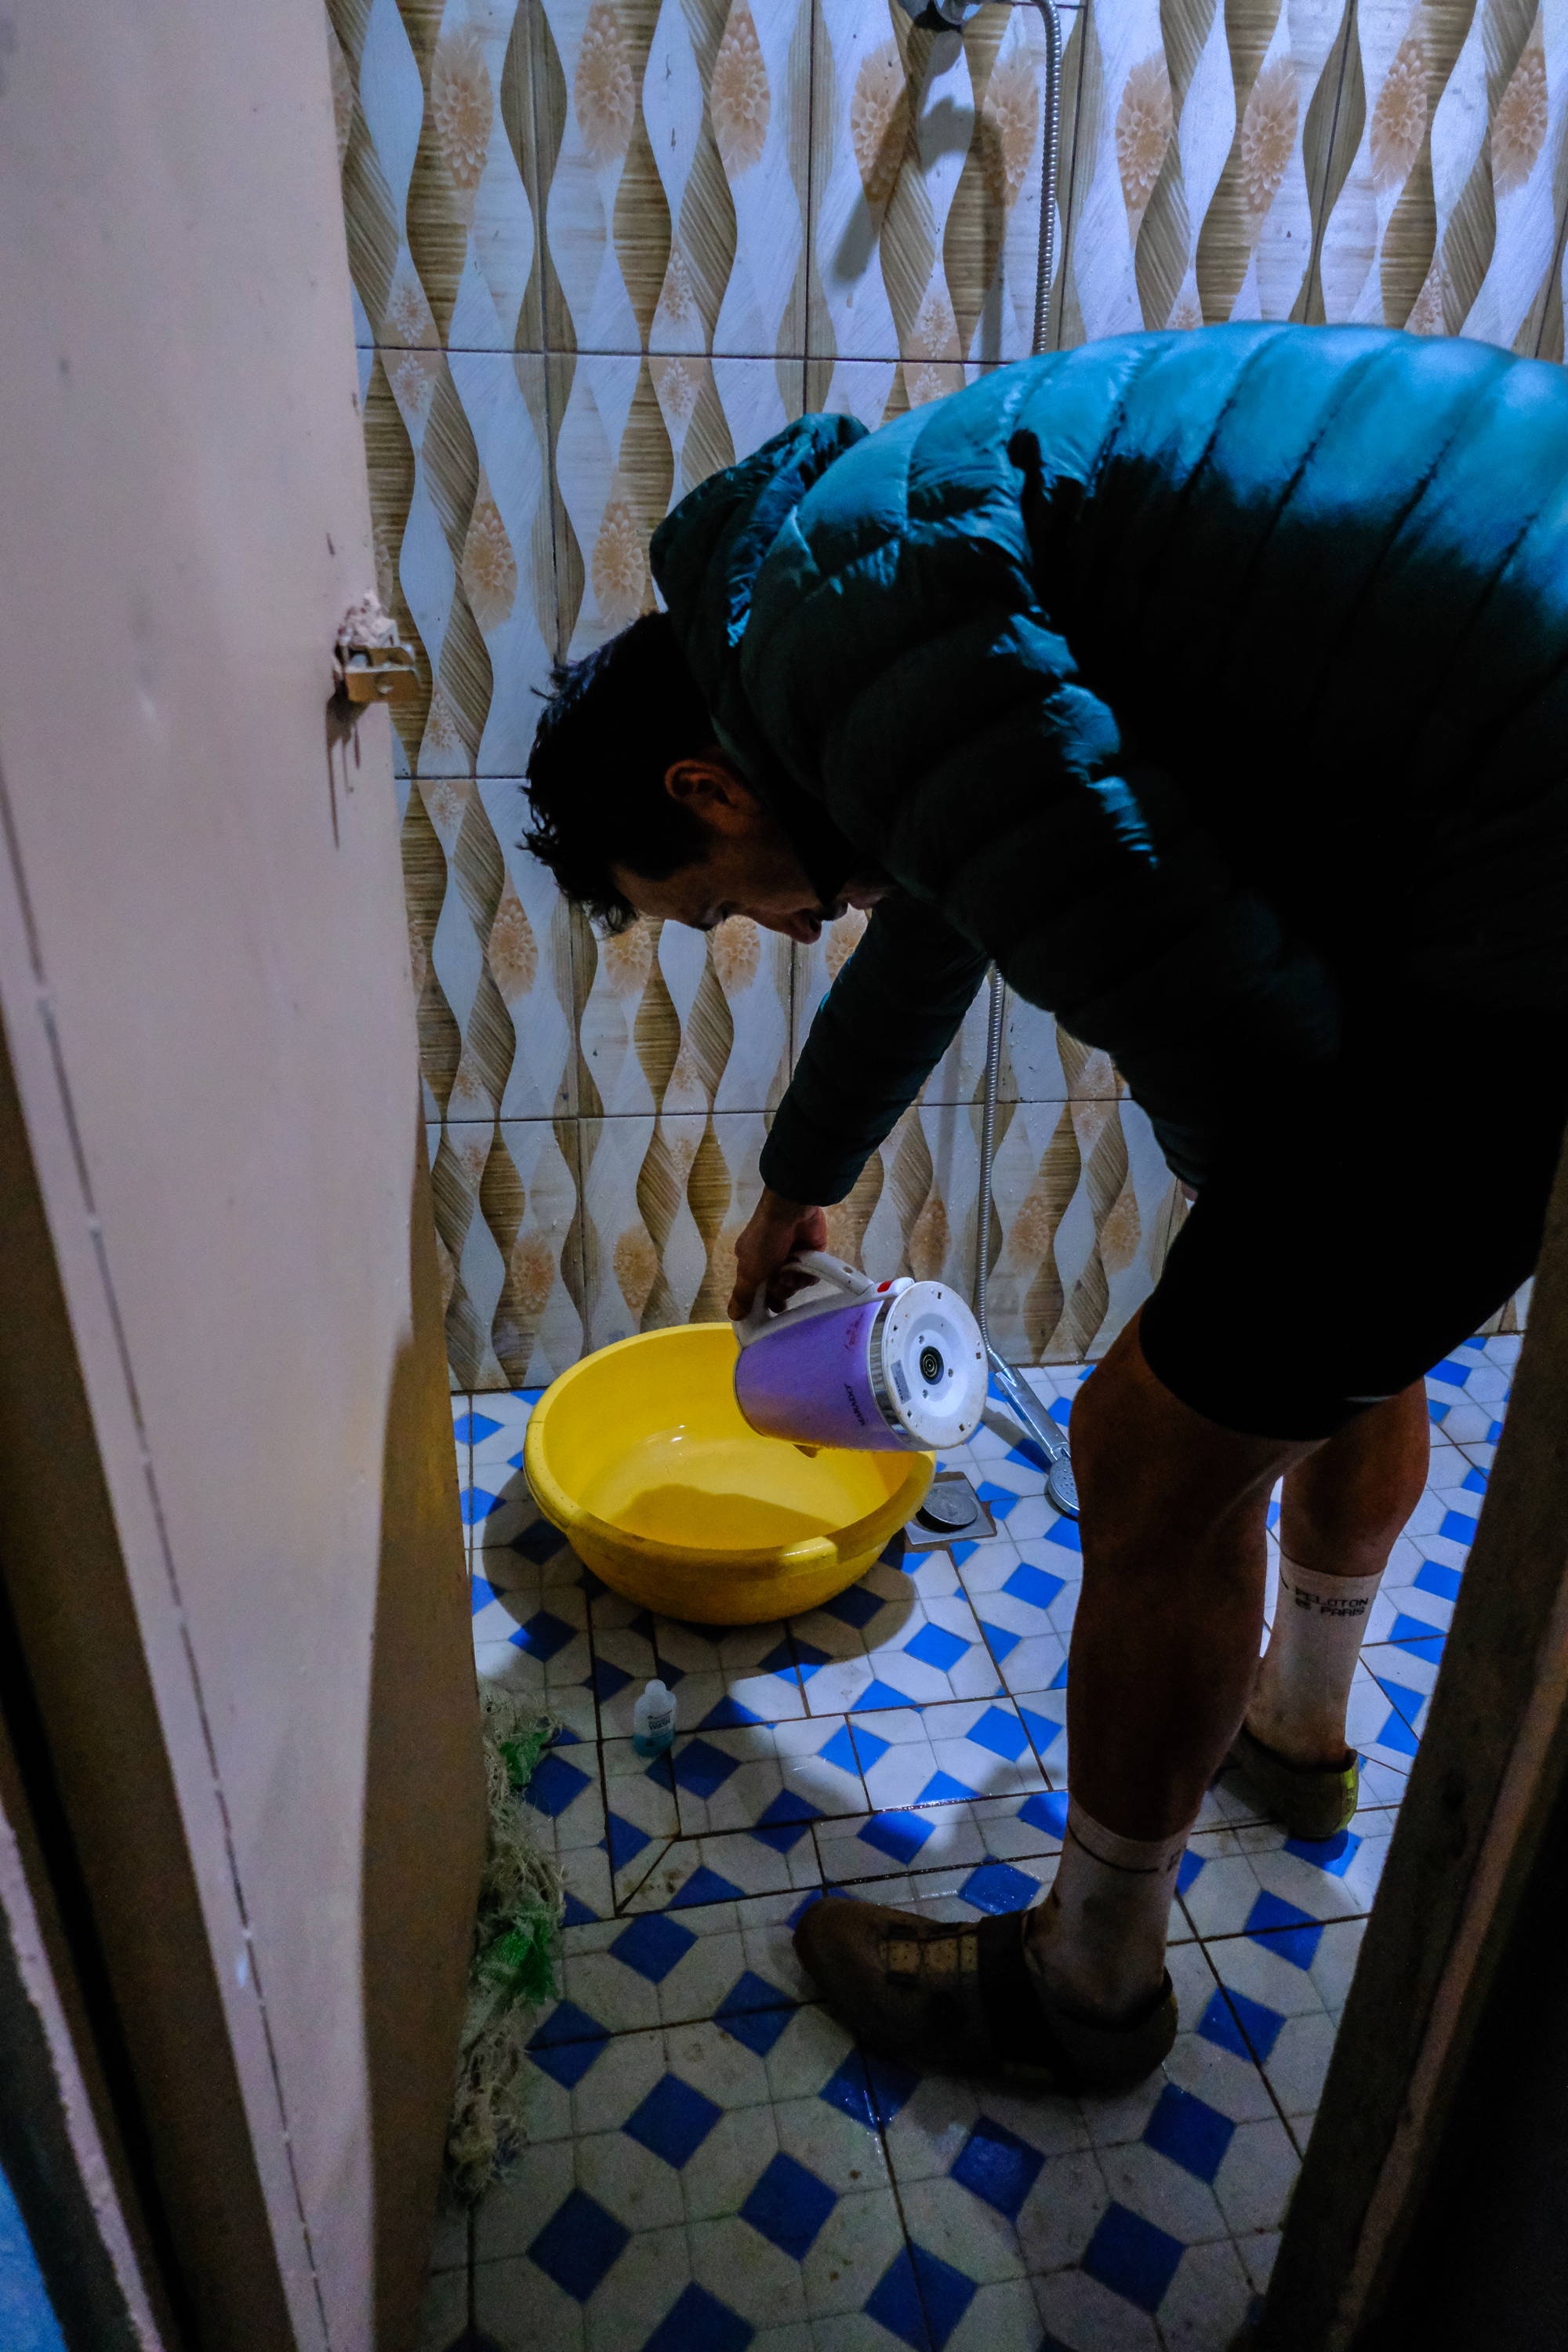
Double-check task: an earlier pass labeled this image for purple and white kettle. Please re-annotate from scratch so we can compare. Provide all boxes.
[731,1250,987,1454]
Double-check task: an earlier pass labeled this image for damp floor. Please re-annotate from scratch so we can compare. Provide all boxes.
[418,1334,1515,2352]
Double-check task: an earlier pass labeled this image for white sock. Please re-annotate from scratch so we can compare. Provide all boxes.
[1249,1555,1383,1766]
[1028,1801,1186,2022]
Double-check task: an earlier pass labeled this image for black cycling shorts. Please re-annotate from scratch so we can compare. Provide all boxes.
[1138,997,1568,1441]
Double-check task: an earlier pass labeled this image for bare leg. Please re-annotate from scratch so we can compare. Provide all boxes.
[1276,1381,1431,1581]
[1055,1313,1316,1841]
[1243,1381,1432,1767]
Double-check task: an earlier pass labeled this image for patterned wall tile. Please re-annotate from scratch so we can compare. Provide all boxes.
[531,0,812,355]
[579,1112,771,1345]
[578,916,794,1120]
[552,348,804,653]
[329,0,543,350]
[808,0,1073,370]
[360,347,556,776]
[429,1117,584,1388]
[790,906,1114,1110]
[1058,0,1357,342]
[1315,0,1568,355]
[818,1095,1181,1367]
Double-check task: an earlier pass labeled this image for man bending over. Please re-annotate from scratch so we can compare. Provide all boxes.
[524,325,1568,2092]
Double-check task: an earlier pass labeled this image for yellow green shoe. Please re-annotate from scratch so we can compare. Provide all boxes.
[1228,1723,1359,1843]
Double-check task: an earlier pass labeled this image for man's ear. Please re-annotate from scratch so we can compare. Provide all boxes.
[663,757,754,835]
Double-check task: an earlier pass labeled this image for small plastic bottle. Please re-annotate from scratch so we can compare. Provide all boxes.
[633,1678,676,1758]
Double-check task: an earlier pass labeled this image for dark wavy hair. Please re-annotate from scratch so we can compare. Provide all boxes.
[523,612,717,931]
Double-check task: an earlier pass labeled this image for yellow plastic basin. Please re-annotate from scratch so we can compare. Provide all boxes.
[523,1323,933,1624]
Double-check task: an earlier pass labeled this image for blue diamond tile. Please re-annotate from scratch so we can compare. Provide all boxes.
[643,2283,753,2352]
[739,2151,837,2260]
[1372,1675,1426,1730]
[526,2000,610,2088]
[956,1860,1039,1915]
[528,2187,630,2303]
[602,1812,652,1871]
[819,2048,919,2131]
[751,1790,821,1852]
[855,1677,924,1711]
[1198,1985,1284,2064]
[470,1572,498,1617]
[859,1811,935,1863]
[1007,1439,1052,1475]
[820,1723,865,1774]
[673,1739,743,1800]
[1430,1357,1472,1387]
[791,1641,832,1675]
[670,1864,747,1908]
[1003,1562,1066,1613]
[1043,1518,1081,1555]
[561,1889,599,1927]
[456,1410,502,1446]
[524,1750,593,1818]
[1283,1829,1362,1877]
[1047,1657,1069,1689]
[916,1769,978,1805]
[949,1539,982,1566]
[977,1618,1022,1661]
[757,1639,797,1675]
[1142,2083,1235,2183]
[625,2073,724,2169]
[717,1998,793,2058]
[508,1518,564,1566]
[1018,1789,1069,1838]
[609,1913,697,1984]
[823,1582,885,1630]
[1018,1703,1064,1759]
[1373,1708,1421,1757]
[714,1969,792,2023]
[904,1622,968,1673]
[1391,1612,1446,1653]
[698,1693,764,1730]
[591,1658,633,1703]
[1461,1463,1488,1494]
[1083,2202,1184,2314]
[1176,1850,1204,1896]
[1244,1892,1323,1969]
[509,1608,576,1661]
[951,2114,1044,2219]
[461,1486,499,1528]
[909,2245,979,2350]
[1439,1510,1479,1546]
[976,1480,1019,1519]
[969,1704,1029,1762]
[864,2249,930,2350]
[1414,1559,1463,1603]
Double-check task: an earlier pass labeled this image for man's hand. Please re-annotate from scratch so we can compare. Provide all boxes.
[729,1191,829,1320]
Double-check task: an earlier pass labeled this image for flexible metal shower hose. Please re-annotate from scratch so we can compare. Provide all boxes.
[974,0,1061,1356]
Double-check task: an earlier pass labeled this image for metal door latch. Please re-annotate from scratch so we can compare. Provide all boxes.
[335,593,419,705]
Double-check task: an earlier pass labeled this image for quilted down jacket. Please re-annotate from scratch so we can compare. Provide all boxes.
[651,325,1568,1197]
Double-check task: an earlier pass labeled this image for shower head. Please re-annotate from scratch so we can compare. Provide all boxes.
[892,0,986,29]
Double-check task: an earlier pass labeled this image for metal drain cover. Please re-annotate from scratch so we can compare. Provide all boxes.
[903,1472,994,1550]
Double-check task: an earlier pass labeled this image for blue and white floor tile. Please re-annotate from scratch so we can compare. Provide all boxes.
[422,1345,1511,2350]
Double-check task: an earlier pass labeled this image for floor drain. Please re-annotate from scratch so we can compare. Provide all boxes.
[903,1472,994,1550]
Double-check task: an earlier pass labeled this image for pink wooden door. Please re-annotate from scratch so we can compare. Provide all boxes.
[0,5,485,2347]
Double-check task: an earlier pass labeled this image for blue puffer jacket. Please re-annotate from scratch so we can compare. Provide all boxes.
[652,325,1568,1196]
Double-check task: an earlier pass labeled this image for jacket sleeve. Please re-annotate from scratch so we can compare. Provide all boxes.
[747,568,1342,1186]
[760,893,988,1204]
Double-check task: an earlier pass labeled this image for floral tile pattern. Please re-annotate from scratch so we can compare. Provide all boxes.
[339,3,1552,1399]
[416,1356,1511,2350]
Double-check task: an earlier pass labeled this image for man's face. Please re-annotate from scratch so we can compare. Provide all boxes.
[610,756,884,946]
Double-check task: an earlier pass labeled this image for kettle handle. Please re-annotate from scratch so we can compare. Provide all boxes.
[731,1250,880,1349]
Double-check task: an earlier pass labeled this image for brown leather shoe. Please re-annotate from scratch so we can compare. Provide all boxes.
[794,1896,1176,2093]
